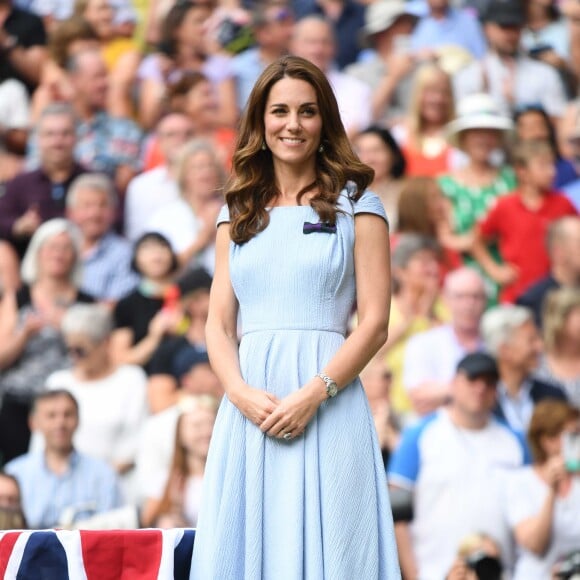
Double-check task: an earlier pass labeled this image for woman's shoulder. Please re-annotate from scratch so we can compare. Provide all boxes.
[345,187,389,225]
[217,204,230,226]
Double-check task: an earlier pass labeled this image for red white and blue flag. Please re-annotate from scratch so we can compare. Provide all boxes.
[0,528,195,579]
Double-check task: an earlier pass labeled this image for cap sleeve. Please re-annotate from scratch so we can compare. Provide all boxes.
[216,204,230,226]
[352,190,389,227]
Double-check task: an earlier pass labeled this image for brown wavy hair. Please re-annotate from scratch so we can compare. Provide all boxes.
[226,55,374,244]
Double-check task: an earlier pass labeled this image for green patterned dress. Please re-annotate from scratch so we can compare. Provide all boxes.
[438,166,517,304]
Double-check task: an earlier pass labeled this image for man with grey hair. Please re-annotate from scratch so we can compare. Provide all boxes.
[481,304,566,433]
[66,173,138,303]
[402,266,487,416]
[0,103,85,254]
[517,216,580,327]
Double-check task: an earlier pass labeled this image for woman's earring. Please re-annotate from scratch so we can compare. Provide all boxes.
[318,144,324,153]
[261,141,267,151]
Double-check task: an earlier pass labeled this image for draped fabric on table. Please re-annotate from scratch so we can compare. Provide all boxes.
[0,529,195,580]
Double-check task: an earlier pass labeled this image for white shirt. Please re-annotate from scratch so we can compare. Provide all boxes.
[0,79,30,130]
[505,467,580,580]
[388,410,525,579]
[403,325,480,392]
[124,166,180,241]
[46,365,148,465]
[145,198,216,274]
[454,52,567,117]
[327,70,372,136]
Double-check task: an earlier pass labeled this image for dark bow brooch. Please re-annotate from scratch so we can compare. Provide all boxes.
[303,221,337,234]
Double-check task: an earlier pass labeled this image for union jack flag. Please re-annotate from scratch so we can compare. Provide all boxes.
[0,528,195,579]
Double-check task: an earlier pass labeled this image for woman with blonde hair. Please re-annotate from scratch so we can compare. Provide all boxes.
[392,63,460,177]
[145,138,226,273]
[141,395,220,527]
[536,288,580,406]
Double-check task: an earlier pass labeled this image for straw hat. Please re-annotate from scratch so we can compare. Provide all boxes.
[446,94,513,147]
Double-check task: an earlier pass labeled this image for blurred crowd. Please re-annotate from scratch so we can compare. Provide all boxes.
[1,0,580,577]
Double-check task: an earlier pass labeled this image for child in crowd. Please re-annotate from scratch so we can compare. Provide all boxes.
[471,140,577,303]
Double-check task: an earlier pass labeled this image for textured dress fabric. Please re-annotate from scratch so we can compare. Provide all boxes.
[190,190,401,579]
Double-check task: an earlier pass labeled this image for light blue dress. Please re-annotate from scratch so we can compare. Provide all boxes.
[190,190,401,579]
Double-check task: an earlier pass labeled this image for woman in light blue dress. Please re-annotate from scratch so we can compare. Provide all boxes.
[191,56,401,579]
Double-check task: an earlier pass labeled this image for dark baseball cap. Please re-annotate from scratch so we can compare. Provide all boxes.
[483,0,525,26]
[456,352,499,381]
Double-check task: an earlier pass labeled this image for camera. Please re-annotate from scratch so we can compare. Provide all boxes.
[465,550,503,580]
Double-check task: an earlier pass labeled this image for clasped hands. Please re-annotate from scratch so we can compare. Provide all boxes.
[230,380,326,441]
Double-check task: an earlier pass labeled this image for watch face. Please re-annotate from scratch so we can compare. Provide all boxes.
[327,382,338,397]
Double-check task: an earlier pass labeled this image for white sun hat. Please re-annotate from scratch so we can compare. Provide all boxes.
[446,93,514,147]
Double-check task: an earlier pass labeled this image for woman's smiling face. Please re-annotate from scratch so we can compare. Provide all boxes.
[263,76,323,173]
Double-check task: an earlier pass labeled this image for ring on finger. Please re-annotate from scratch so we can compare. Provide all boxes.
[283,432,292,441]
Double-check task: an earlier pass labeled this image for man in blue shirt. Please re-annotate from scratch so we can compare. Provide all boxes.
[410,0,487,59]
[5,390,122,529]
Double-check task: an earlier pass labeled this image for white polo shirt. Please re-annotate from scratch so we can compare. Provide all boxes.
[388,409,525,579]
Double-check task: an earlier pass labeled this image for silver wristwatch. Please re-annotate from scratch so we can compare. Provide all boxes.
[316,373,338,398]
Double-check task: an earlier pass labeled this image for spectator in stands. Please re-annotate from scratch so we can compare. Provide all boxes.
[110,232,179,373]
[145,139,225,273]
[517,217,580,327]
[0,219,93,464]
[124,112,191,241]
[136,0,237,130]
[231,1,294,112]
[391,63,459,177]
[4,390,122,528]
[159,72,236,170]
[66,173,137,303]
[410,0,487,60]
[481,304,566,435]
[0,77,29,155]
[141,395,219,528]
[535,289,580,407]
[378,234,445,418]
[471,140,578,304]
[402,267,487,416]
[351,126,406,228]
[0,104,85,255]
[345,0,418,124]
[504,400,580,580]
[360,360,400,467]
[514,104,578,188]
[64,48,141,192]
[522,0,575,98]
[0,0,48,92]
[45,304,148,498]
[148,268,213,413]
[454,0,567,119]
[289,15,372,137]
[395,177,462,276]
[389,352,525,580]
[439,93,516,304]
[30,17,100,122]
[0,471,26,530]
[135,360,222,505]
[293,0,364,69]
